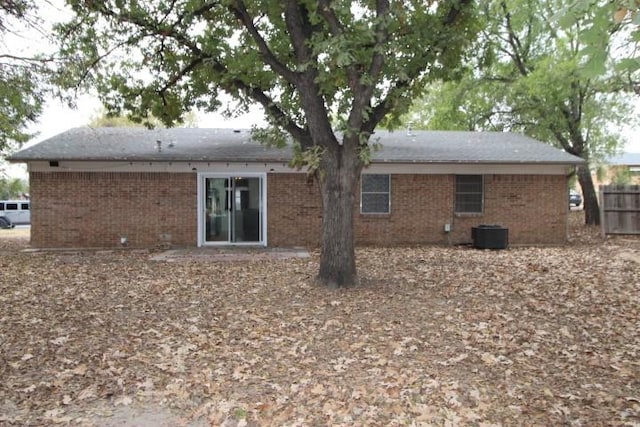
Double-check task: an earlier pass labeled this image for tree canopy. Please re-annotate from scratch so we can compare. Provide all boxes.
[57,1,476,140]
[0,0,48,154]
[403,0,638,225]
[0,175,28,199]
[559,0,639,85]
[55,0,477,286]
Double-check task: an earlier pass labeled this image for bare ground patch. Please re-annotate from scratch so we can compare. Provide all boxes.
[0,227,29,253]
[0,213,638,426]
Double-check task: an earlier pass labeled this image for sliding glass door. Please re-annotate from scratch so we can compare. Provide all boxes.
[201,175,264,244]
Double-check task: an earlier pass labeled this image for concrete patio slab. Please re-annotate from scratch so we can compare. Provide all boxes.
[150,247,311,262]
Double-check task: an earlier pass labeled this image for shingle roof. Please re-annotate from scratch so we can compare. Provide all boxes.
[606,152,640,166]
[8,127,584,165]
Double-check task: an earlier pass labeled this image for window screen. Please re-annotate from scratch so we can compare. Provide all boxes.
[455,175,483,213]
[361,174,390,214]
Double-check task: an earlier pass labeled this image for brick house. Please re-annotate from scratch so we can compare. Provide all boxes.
[8,127,583,248]
[593,152,640,186]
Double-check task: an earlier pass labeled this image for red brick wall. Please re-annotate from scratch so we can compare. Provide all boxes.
[29,172,197,248]
[30,171,567,248]
[355,174,454,245]
[449,175,568,245]
[267,173,322,247]
[268,173,568,246]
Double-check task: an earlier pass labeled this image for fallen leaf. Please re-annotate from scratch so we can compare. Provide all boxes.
[50,336,69,346]
[114,396,133,406]
[77,385,97,401]
[310,384,325,395]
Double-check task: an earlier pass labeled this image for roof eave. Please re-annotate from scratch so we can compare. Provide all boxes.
[7,156,293,163]
[9,157,585,165]
[371,159,585,166]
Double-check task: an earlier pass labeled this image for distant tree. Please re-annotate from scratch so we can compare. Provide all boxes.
[404,0,638,226]
[402,80,504,131]
[596,165,608,182]
[88,108,198,128]
[0,176,28,199]
[53,0,478,287]
[612,166,633,184]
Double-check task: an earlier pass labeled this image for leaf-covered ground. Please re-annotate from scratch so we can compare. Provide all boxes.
[0,214,638,426]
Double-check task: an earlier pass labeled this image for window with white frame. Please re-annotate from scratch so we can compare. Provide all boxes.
[455,175,483,213]
[361,174,390,214]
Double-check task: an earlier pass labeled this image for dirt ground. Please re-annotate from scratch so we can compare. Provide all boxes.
[0,212,638,426]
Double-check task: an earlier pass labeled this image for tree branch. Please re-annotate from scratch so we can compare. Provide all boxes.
[316,0,362,97]
[368,0,389,80]
[347,0,390,132]
[240,81,311,146]
[66,37,137,93]
[78,3,308,143]
[158,57,203,95]
[317,0,343,35]
[228,1,298,84]
[281,1,336,146]
[0,53,55,65]
[500,0,528,76]
[363,0,472,133]
[284,0,315,65]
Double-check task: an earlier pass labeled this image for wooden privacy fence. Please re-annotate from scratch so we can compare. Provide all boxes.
[600,185,640,235]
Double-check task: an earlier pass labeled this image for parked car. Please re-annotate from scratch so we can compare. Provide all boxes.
[0,216,13,229]
[569,190,582,207]
[0,200,30,226]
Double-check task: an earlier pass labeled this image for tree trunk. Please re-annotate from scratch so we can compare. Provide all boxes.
[316,147,362,288]
[577,163,600,226]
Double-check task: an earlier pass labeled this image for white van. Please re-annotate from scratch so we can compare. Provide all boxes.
[0,200,30,228]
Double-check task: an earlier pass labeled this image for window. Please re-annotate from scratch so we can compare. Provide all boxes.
[21,203,29,210]
[455,175,483,213]
[6,203,18,211]
[0,203,4,210]
[361,174,390,214]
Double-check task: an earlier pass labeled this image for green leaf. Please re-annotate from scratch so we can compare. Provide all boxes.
[616,58,640,73]
[579,47,607,77]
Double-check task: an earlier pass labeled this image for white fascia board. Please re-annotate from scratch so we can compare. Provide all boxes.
[25,160,298,174]
[26,160,571,175]
[364,162,570,175]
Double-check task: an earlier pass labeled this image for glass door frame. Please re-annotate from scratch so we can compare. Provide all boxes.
[197,172,267,247]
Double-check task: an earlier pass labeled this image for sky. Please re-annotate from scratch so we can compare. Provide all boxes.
[21,91,640,153]
[2,1,640,180]
[4,95,268,178]
[5,82,640,181]
[29,94,268,142]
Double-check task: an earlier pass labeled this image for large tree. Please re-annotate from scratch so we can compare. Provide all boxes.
[0,0,48,155]
[404,0,637,225]
[559,0,639,86]
[55,0,476,287]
